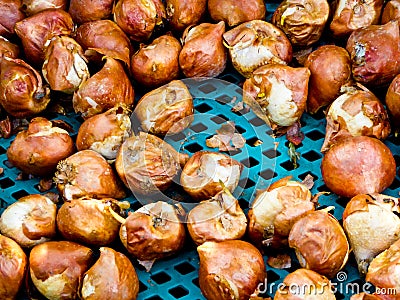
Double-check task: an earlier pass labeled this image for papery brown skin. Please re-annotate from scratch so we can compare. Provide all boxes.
[134,80,194,135]
[346,21,400,87]
[180,151,243,201]
[321,136,396,198]
[0,194,57,248]
[274,269,336,300]
[73,57,135,119]
[120,201,186,261]
[0,234,27,300]
[0,36,20,64]
[165,0,207,32]
[343,193,400,276]
[54,149,126,200]
[386,74,400,128]
[382,0,400,23]
[81,247,139,300]
[179,21,227,78]
[68,0,113,24]
[208,0,266,27]
[304,45,352,114]
[248,176,315,249]
[243,64,310,131]
[22,0,67,16]
[6,117,75,176]
[75,20,132,67]
[14,8,74,66]
[76,105,131,161]
[29,241,93,300]
[321,85,391,152]
[272,0,330,47]
[115,132,188,194]
[0,57,51,118]
[113,0,166,42]
[366,238,400,297]
[131,34,182,88]
[187,190,247,245]
[288,210,350,278]
[330,0,384,38]
[223,20,292,78]
[57,198,125,246]
[0,0,25,38]
[42,36,89,94]
[198,240,266,300]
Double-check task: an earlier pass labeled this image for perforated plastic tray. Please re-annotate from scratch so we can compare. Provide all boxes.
[2,71,400,300]
[2,4,400,300]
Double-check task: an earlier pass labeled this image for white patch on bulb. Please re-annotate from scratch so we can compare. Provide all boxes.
[31,270,69,300]
[231,44,283,72]
[327,93,373,135]
[66,53,89,88]
[90,135,125,161]
[81,274,96,298]
[265,75,297,126]
[84,96,99,110]
[335,0,348,16]
[30,127,69,137]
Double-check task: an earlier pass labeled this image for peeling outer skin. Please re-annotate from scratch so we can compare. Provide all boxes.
[6,117,75,176]
[76,105,132,161]
[304,45,352,114]
[272,0,330,47]
[382,0,400,24]
[0,57,51,118]
[131,34,182,88]
[73,57,135,119]
[0,0,25,38]
[180,151,243,201]
[0,194,57,248]
[57,198,125,246]
[208,0,266,27]
[42,36,89,94]
[0,36,20,63]
[187,190,247,245]
[81,247,139,300]
[346,21,400,87]
[321,136,396,198]
[248,176,315,249]
[14,9,74,67]
[386,74,400,128]
[22,0,67,16]
[54,149,127,201]
[223,20,292,78]
[113,0,166,42]
[134,80,194,135]
[75,20,132,67]
[179,21,227,78]
[343,193,400,276]
[329,0,384,38]
[197,240,266,300]
[288,210,350,278]
[0,234,27,300]
[120,201,186,261]
[274,269,336,300]
[115,132,188,194]
[242,64,310,132]
[68,0,114,24]
[165,0,207,32]
[29,241,93,300]
[321,86,391,152]
[366,238,400,296]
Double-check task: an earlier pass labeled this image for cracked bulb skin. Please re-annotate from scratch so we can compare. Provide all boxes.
[6,117,75,176]
[81,247,139,300]
[120,202,185,262]
[197,240,266,300]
